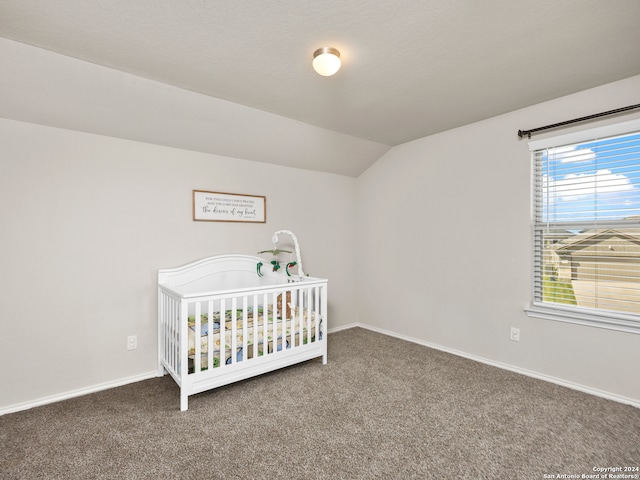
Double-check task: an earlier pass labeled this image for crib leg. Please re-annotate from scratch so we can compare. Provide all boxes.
[180,391,189,411]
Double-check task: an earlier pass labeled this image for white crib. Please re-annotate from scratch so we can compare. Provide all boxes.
[158,254,328,411]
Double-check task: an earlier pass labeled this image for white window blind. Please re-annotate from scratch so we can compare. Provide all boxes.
[527,119,640,333]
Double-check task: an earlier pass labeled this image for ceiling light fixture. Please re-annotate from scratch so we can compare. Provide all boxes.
[312,47,341,76]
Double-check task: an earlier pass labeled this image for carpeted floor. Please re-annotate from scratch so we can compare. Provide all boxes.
[1,327,638,479]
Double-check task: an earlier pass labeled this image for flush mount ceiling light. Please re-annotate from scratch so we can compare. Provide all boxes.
[312,47,341,76]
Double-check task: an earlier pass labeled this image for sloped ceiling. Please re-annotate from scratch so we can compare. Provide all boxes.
[1,0,640,176]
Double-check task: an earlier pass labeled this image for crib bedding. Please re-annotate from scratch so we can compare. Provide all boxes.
[187,306,318,370]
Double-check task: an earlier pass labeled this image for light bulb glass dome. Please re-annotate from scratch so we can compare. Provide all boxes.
[312,47,341,76]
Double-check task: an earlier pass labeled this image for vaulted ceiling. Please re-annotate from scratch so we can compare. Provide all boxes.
[2,0,640,176]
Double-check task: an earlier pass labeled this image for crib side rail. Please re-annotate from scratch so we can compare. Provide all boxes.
[158,286,183,380]
[186,279,327,375]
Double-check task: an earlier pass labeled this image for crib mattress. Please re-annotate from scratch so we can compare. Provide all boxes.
[188,306,318,370]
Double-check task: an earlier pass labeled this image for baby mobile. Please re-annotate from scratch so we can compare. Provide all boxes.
[256,230,305,277]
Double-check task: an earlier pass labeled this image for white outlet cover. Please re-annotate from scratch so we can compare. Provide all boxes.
[510,327,520,341]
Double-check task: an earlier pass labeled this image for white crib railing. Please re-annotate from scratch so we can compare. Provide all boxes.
[158,277,327,410]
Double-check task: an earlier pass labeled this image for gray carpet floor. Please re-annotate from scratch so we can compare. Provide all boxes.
[1,327,639,479]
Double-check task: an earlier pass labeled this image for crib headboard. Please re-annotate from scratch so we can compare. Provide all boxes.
[158,254,293,297]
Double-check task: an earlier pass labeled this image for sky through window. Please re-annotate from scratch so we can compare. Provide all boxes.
[542,133,640,224]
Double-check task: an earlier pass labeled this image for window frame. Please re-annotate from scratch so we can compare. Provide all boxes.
[524,118,640,335]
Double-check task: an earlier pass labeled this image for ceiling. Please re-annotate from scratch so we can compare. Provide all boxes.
[2,0,640,173]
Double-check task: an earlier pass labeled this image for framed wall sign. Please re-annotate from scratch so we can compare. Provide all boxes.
[193,190,266,223]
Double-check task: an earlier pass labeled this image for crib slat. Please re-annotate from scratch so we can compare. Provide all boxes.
[284,289,289,349]
[166,296,170,366]
[220,298,226,368]
[173,296,179,371]
[276,291,281,353]
[167,295,173,371]
[283,289,288,350]
[290,288,296,348]
[271,292,278,353]
[170,295,178,372]
[294,287,302,348]
[231,297,237,364]
[314,286,320,342]
[194,302,201,373]
[166,295,170,370]
[304,287,308,343]
[180,301,189,381]
[168,295,174,371]
[318,285,322,341]
[242,296,248,362]
[262,293,268,357]
[290,288,296,346]
[169,301,175,372]
[306,286,311,343]
[207,300,214,371]
[302,286,307,344]
[252,294,258,360]
[269,292,278,353]
[302,285,307,345]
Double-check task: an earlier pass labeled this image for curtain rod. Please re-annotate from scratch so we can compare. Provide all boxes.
[517,103,640,139]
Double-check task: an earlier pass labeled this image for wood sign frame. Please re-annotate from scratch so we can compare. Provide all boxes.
[192,190,266,223]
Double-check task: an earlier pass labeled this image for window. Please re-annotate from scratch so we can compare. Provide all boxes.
[526,119,640,334]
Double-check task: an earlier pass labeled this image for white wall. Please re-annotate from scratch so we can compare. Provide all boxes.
[0,37,389,178]
[2,35,639,411]
[357,75,640,404]
[0,118,357,410]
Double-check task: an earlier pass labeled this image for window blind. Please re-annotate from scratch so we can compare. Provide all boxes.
[530,119,640,322]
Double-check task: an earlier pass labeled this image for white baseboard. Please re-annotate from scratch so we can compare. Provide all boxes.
[327,322,359,334]
[349,323,640,409]
[0,370,159,416]
[2,325,354,415]
[4,324,637,415]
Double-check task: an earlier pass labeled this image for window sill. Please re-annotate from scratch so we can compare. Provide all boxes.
[525,304,640,335]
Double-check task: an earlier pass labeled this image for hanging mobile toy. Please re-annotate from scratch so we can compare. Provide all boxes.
[285,261,297,276]
[257,230,306,277]
[257,248,292,256]
[257,245,292,275]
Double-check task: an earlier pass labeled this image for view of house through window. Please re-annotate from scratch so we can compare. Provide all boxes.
[533,127,640,317]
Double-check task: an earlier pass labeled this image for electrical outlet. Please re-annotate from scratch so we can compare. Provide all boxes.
[510,327,520,342]
[127,335,138,350]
